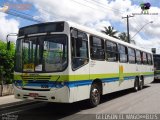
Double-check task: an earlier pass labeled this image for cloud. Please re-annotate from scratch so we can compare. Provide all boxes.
[21,0,134,35]
[0,12,19,42]
[22,0,160,53]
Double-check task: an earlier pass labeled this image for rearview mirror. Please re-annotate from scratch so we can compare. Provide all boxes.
[6,33,18,50]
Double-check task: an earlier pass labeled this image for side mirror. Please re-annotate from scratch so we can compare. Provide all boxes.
[6,33,18,50]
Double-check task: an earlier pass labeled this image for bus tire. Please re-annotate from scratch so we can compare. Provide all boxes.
[139,78,144,90]
[134,77,139,92]
[89,83,101,107]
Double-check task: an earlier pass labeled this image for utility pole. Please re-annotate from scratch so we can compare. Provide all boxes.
[122,15,134,43]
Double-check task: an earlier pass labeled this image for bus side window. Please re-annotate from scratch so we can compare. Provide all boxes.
[90,36,105,60]
[128,47,136,64]
[147,53,152,65]
[142,52,147,64]
[71,29,89,70]
[118,44,128,63]
[136,50,142,64]
[105,40,118,62]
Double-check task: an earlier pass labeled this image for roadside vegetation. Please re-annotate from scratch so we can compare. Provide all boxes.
[0,40,15,84]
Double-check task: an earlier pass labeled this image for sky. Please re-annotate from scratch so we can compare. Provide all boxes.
[0,0,160,53]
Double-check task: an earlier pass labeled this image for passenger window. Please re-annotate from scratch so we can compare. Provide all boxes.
[90,36,105,60]
[136,50,142,64]
[147,53,152,65]
[142,52,148,64]
[71,29,89,70]
[118,44,128,63]
[105,41,118,62]
[128,47,136,63]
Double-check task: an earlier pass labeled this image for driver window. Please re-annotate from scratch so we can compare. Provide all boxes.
[71,29,89,70]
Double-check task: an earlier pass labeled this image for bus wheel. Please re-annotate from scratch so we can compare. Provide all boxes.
[89,83,101,107]
[139,79,144,90]
[134,78,139,92]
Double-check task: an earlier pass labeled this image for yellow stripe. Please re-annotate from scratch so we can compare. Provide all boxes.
[14,72,154,81]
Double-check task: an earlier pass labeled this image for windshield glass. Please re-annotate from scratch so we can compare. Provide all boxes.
[15,34,68,72]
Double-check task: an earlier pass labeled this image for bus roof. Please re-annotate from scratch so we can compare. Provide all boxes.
[19,21,152,54]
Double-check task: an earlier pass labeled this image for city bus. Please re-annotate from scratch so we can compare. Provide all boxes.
[153,54,160,80]
[13,21,154,107]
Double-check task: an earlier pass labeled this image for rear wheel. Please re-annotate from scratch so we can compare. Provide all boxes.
[139,79,144,90]
[89,83,101,107]
[134,78,139,92]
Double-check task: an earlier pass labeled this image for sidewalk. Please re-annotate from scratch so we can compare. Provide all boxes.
[0,95,35,110]
[0,95,22,106]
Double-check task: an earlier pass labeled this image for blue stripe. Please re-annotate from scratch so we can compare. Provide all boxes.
[102,77,119,83]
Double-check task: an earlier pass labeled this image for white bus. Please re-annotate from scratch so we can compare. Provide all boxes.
[14,21,154,107]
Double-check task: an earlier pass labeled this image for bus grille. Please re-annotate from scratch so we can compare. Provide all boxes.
[21,75,52,88]
[22,75,51,81]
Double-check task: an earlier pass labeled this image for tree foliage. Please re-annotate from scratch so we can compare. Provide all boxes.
[118,32,136,44]
[118,32,128,42]
[101,26,118,39]
[0,41,15,84]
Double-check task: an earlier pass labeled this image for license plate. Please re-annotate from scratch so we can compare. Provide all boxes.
[29,93,39,97]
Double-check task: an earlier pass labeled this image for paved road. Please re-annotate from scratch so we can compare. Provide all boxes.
[1,81,160,120]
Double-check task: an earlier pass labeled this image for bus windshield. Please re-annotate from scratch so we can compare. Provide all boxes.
[15,34,68,73]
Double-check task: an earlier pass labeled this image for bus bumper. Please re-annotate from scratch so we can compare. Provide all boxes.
[14,85,70,103]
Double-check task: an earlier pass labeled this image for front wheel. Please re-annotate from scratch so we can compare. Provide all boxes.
[89,83,101,107]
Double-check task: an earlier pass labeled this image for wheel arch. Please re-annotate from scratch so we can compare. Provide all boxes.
[91,79,103,95]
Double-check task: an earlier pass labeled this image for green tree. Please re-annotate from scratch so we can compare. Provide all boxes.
[101,26,119,39]
[0,40,15,84]
[118,32,136,44]
[118,32,128,42]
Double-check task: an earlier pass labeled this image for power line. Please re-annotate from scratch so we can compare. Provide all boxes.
[37,7,67,21]
[7,11,42,23]
[70,0,121,15]
[131,21,153,39]
[131,18,148,40]
[89,0,124,14]
[0,5,45,23]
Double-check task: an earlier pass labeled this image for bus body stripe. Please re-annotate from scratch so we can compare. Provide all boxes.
[14,74,154,88]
